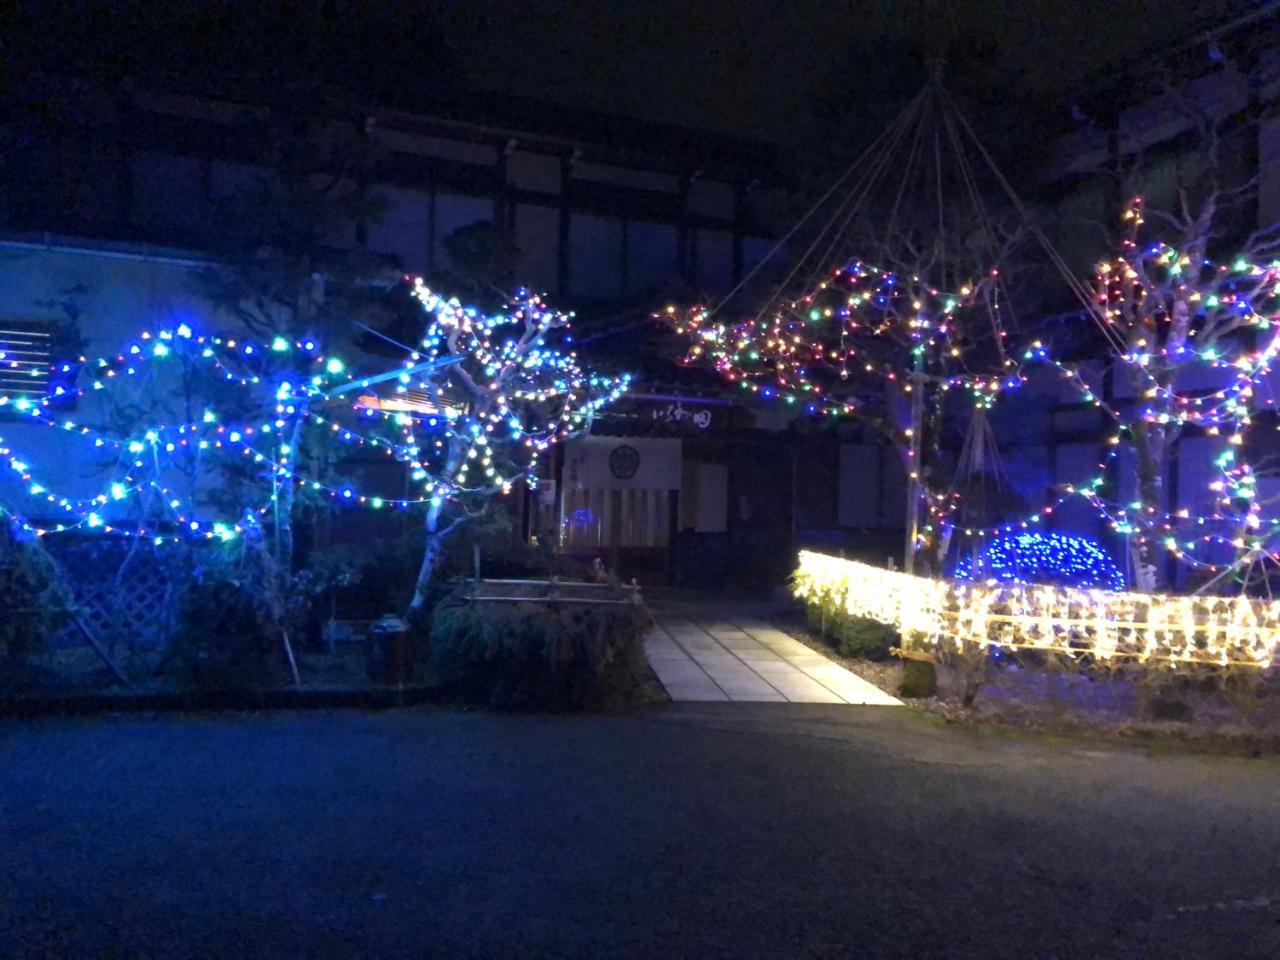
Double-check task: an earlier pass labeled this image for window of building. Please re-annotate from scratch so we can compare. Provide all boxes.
[0,321,55,400]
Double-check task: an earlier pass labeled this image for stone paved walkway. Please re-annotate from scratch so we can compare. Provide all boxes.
[646,614,902,705]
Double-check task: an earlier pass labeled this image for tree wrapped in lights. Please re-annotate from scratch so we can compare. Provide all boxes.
[0,324,337,546]
[0,283,628,617]
[659,76,1027,575]
[1063,195,1280,591]
[399,280,629,610]
[0,323,370,683]
[663,253,1018,573]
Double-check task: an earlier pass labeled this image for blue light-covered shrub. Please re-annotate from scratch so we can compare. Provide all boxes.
[953,533,1125,591]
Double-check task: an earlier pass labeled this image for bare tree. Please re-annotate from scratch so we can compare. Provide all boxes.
[401,282,629,612]
[1063,71,1280,590]
[664,213,1022,576]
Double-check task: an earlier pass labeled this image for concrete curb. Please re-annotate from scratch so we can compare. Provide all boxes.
[0,686,443,718]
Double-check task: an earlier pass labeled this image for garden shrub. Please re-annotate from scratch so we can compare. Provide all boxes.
[832,615,897,660]
[924,645,1280,731]
[164,574,291,691]
[0,524,73,663]
[799,587,898,661]
[428,584,663,710]
[305,516,557,624]
[1126,662,1275,726]
[932,639,996,708]
[898,659,938,699]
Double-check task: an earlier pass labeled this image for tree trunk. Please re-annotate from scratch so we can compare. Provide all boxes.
[1123,291,1190,593]
[888,371,947,577]
[1130,421,1166,592]
[409,437,471,613]
[275,397,308,577]
[410,499,450,613]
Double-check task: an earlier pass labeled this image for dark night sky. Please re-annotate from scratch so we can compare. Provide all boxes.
[4,0,1264,161]
[436,0,857,142]
[435,0,1255,146]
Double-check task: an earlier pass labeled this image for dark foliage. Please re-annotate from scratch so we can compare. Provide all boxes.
[803,598,897,661]
[164,575,291,691]
[0,523,73,662]
[428,586,661,710]
[833,615,898,661]
[899,659,938,699]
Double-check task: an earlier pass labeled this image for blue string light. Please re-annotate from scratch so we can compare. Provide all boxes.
[954,532,1125,591]
[0,281,630,544]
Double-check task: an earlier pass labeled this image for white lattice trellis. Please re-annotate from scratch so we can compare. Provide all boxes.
[47,541,188,653]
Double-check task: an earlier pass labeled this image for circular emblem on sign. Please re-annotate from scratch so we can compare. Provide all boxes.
[608,444,640,479]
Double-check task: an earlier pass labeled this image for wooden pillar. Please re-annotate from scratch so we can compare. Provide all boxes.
[619,220,630,300]
[1244,62,1263,231]
[115,83,136,234]
[1047,407,1059,533]
[355,116,375,248]
[1101,363,1120,552]
[1102,105,1125,244]
[1165,437,1181,588]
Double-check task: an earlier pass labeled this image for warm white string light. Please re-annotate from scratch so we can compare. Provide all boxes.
[793,550,1279,668]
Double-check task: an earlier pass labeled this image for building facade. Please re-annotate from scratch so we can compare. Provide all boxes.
[0,75,795,585]
[4,77,783,309]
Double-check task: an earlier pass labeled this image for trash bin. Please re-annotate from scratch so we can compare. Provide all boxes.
[366,615,411,685]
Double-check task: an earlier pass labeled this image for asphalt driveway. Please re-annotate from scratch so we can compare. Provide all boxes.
[1,704,1278,959]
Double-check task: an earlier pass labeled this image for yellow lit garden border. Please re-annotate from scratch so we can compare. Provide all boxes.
[792,550,1278,669]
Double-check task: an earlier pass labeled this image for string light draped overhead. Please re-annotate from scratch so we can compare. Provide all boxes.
[659,68,1036,573]
[663,64,1280,595]
[0,282,629,544]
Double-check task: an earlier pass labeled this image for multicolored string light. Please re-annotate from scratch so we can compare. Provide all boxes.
[659,258,1019,418]
[0,281,629,543]
[663,198,1280,585]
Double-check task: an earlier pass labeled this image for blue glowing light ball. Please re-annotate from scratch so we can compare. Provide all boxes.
[953,533,1125,591]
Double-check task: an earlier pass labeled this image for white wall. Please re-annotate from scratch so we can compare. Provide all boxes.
[625,222,678,297]
[837,442,907,528]
[1260,118,1280,228]
[432,193,495,270]
[693,463,728,533]
[562,437,681,492]
[837,443,881,527]
[694,229,733,295]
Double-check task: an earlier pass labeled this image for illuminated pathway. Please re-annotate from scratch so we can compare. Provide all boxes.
[645,615,902,705]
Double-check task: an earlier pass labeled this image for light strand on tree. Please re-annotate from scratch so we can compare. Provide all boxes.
[0,281,630,543]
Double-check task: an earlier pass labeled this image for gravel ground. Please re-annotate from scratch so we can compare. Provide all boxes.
[2,705,1279,958]
[777,618,1280,755]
